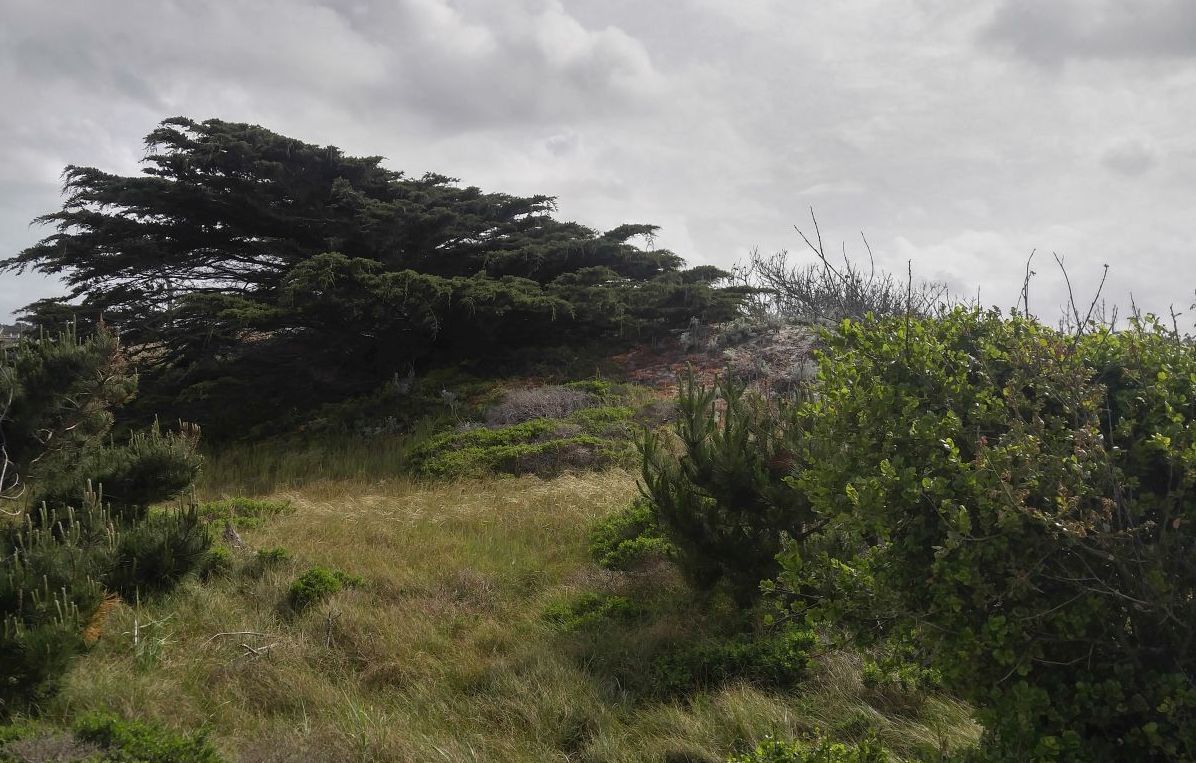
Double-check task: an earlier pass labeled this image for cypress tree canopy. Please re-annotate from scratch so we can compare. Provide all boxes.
[4,117,744,435]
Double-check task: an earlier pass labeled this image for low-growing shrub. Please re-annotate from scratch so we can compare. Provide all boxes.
[72,712,224,762]
[199,545,233,580]
[198,497,293,529]
[589,498,676,570]
[256,547,292,565]
[543,592,644,631]
[651,626,816,695]
[729,735,892,763]
[411,410,637,479]
[242,546,292,579]
[288,566,362,610]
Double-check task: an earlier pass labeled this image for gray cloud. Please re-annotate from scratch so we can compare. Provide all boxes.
[982,0,1196,65]
[2,0,1195,323]
[1101,138,1158,176]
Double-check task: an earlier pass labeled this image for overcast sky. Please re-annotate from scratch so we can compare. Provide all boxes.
[2,0,1195,323]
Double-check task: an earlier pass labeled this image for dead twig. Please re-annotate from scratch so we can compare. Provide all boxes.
[204,631,273,645]
[240,642,277,658]
[324,609,342,648]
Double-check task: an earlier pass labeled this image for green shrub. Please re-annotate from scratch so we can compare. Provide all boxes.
[651,626,816,695]
[0,721,36,745]
[729,735,891,763]
[199,545,233,579]
[255,547,292,565]
[0,501,110,713]
[73,712,224,762]
[543,593,644,631]
[1,329,206,715]
[641,373,815,604]
[589,498,676,570]
[859,658,941,695]
[288,566,362,610]
[244,546,292,579]
[108,506,212,597]
[198,497,293,529]
[784,309,1196,760]
[411,404,638,479]
[563,379,616,397]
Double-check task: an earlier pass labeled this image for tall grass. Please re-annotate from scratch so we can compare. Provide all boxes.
[33,468,979,762]
[196,433,419,499]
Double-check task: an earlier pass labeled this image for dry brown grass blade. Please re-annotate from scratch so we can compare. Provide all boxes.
[82,593,121,646]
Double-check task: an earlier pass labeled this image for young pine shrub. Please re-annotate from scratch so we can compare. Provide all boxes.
[640,373,816,605]
[288,566,362,610]
[107,504,212,597]
[0,327,208,714]
[0,501,109,712]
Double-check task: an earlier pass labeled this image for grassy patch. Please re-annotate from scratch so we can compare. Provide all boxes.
[34,472,978,761]
[198,497,294,529]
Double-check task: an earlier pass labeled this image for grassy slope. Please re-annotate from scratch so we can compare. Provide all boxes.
[41,466,978,762]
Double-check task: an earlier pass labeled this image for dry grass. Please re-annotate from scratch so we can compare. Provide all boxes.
[41,469,979,762]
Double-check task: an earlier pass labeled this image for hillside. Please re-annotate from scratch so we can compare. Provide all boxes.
[13,468,976,762]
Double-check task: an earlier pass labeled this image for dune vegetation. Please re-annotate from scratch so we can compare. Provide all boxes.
[4,117,1195,762]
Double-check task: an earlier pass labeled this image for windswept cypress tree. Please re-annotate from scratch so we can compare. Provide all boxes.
[4,118,746,435]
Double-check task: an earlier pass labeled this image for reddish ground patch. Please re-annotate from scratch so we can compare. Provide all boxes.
[608,343,726,394]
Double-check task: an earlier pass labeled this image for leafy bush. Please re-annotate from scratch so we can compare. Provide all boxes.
[651,626,816,695]
[72,712,224,762]
[543,592,644,631]
[783,309,1196,760]
[729,735,891,763]
[589,498,676,570]
[288,566,362,610]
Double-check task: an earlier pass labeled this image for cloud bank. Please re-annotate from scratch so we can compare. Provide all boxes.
[2,0,1194,322]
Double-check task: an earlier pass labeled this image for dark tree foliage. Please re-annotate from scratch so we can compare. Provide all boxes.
[4,117,745,436]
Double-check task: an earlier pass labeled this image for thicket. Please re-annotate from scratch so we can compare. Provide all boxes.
[3,117,747,438]
[636,307,1196,761]
[0,328,208,714]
